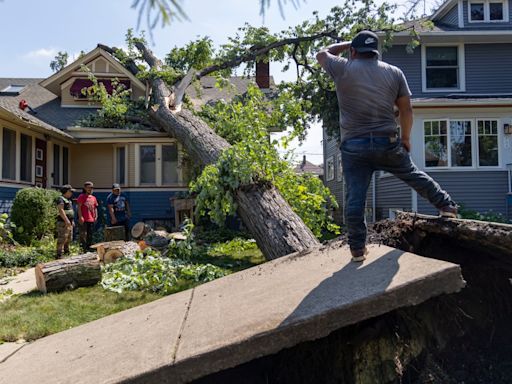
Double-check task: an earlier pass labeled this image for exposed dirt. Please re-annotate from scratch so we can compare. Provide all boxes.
[193,216,512,384]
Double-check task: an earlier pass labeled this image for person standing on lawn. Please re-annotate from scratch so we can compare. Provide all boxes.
[77,181,98,251]
[316,30,458,263]
[106,183,131,240]
[56,184,75,258]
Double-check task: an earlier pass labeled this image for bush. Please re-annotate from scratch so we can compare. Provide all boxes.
[11,188,60,244]
[0,238,77,268]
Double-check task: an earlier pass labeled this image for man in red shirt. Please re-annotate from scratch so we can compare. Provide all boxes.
[77,181,98,251]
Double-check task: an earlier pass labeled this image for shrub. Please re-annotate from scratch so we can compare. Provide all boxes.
[11,188,60,244]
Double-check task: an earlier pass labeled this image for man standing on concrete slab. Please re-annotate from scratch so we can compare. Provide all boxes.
[316,30,458,263]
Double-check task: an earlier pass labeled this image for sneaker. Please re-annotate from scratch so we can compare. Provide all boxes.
[350,247,368,262]
[439,204,458,218]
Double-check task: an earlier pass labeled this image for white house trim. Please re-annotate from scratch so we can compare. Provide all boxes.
[421,43,466,93]
[458,0,464,27]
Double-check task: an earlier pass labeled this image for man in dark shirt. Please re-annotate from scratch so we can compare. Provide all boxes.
[317,30,457,262]
[56,184,75,258]
[107,183,131,240]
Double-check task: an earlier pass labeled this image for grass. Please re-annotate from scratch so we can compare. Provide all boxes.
[0,235,265,343]
[0,286,162,342]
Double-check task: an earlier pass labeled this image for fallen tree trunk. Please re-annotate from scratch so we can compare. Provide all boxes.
[35,253,101,293]
[132,42,320,260]
[372,211,512,257]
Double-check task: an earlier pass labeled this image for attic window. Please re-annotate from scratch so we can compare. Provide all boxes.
[469,0,507,22]
[69,79,131,99]
[0,85,25,95]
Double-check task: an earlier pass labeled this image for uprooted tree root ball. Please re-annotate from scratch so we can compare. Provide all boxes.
[194,213,512,384]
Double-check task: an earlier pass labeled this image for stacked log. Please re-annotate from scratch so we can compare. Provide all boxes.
[35,253,101,293]
[91,241,140,263]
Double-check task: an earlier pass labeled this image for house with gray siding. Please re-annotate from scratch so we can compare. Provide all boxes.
[323,0,512,223]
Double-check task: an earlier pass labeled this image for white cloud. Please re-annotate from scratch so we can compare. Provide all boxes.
[23,48,58,59]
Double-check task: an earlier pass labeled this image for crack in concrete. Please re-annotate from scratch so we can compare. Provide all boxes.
[171,288,195,364]
[0,344,27,364]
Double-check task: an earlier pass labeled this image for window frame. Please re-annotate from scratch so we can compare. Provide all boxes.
[325,156,335,181]
[19,133,33,182]
[468,0,508,22]
[1,127,17,181]
[113,144,128,186]
[51,143,70,187]
[422,118,501,170]
[135,142,183,186]
[421,44,466,93]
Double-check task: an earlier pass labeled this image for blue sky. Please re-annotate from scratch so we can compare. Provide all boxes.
[0,0,437,164]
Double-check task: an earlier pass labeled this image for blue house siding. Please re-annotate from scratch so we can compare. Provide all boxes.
[382,45,422,96]
[0,186,20,215]
[465,44,512,93]
[383,43,512,97]
[94,190,180,228]
[417,171,508,216]
[462,0,512,28]
[323,132,344,224]
[375,176,412,219]
[439,4,460,26]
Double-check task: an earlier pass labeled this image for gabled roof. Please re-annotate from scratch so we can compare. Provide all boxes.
[430,0,456,21]
[40,47,146,96]
[294,159,324,176]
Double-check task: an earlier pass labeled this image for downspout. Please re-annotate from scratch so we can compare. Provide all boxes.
[372,172,376,222]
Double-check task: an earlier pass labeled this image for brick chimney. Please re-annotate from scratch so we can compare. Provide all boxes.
[256,59,270,89]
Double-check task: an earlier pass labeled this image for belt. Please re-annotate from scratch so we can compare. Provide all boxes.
[352,132,398,142]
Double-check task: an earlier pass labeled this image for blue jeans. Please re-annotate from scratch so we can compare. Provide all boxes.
[341,136,455,251]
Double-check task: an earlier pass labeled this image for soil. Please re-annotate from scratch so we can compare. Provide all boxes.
[193,216,512,384]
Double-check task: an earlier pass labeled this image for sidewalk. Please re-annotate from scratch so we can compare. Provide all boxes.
[0,268,36,301]
[0,244,465,384]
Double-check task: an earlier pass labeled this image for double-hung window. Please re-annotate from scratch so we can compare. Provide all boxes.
[469,0,508,22]
[138,143,180,186]
[20,134,32,182]
[423,119,499,168]
[423,45,465,92]
[2,128,16,180]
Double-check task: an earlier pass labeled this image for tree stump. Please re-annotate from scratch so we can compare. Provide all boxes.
[91,241,140,263]
[35,253,101,293]
[104,226,126,241]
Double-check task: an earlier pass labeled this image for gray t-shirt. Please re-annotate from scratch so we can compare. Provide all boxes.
[324,54,412,142]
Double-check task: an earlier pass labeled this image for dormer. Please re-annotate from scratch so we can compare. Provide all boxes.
[40,47,146,108]
[431,0,511,29]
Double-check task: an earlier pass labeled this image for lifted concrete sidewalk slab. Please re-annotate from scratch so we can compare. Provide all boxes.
[0,245,464,384]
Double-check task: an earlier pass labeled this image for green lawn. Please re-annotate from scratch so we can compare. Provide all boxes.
[0,236,265,343]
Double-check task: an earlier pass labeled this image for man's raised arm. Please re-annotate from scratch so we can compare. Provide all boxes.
[316,42,351,69]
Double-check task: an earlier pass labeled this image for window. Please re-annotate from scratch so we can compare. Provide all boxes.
[53,144,60,186]
[20,134,32,182]
[424,120,448,167]
[425,46,461,90]
[450,120,472,167]
[0,85,25,95]
[326,156,335,181]
[477,120,499,166]
[424,119,500,168]
[336,153,343,182]
[62,147,69,185]
[162,144,178,184]
[115,146,126,185]
[469,0,507,21]
[2,128,16,180]
[140,145,156,184]
[137,143,182,186]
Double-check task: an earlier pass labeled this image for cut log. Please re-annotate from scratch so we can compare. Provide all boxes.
[133,42,321,260]
[103,249,124,264]
[35,253,101,294]
[131,222,150,239]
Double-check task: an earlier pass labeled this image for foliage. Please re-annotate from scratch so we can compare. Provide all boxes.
[0,286,161,342]
[10,188,60,245]
[0,238,81,268]
[194,226,252,244]
[207,238,258,257]
[0,213,15,244]
[75,68,149,129]
[165,37,217,73]
[49,51,68,72]
[101,249,227,295]
[191,85,339,237]
[167,218,195,259]
[458,206,509,223]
